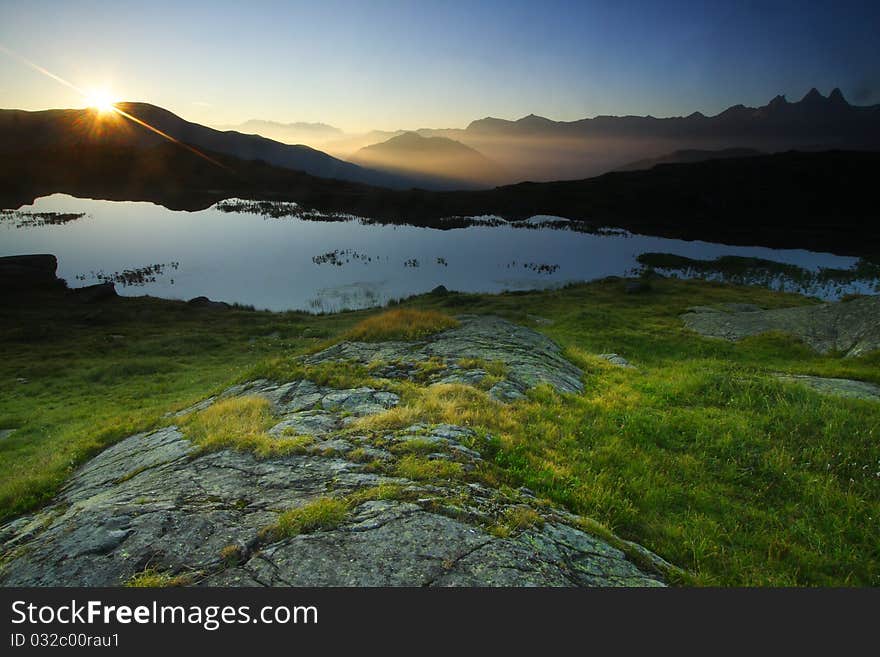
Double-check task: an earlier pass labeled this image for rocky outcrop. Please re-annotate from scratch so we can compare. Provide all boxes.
[0,317,669,587]
[71,281,117,303]
[774,374,880,402]
[305,315,584,401]
[187,296,231,309]
[0,253,117,301]
[682,296,880,357]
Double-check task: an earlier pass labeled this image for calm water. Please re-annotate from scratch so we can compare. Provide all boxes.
[1,194,876,312]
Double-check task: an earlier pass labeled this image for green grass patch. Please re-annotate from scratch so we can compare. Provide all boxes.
[180,396,313,458]
[262,497,349,541]
[124,568,193,588]
[490,506,545,537]
[395,455,464,481]
[458,357,508,377]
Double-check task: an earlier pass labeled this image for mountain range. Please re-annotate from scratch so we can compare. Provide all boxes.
[0,103,419,189]
[212,87,880,184]
[1,87,879,194]
[417,88,880,181]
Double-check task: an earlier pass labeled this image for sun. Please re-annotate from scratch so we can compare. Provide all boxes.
[83,89,118,113]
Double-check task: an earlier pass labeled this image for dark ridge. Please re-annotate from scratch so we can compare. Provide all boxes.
[2,142,878,257]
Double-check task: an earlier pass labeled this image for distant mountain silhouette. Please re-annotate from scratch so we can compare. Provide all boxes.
[616,148,763,172]
[420,88,880,181]
[322,130,407,159]
[3,87,879,190]
[213,119,343,144]
[464,88,879,142]
[194,87,880,185]
[349,132,507,189]
[0,103,419,189]
[213,120,409,160]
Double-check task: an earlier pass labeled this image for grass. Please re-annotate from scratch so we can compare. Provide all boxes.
[395,455,465,481]
[124,568,193,587]
[181,396,318,458]
[3,277,880,585]
[262,497,350,541]
[490,506,545,537]
[259,485,417,544]
[351,383,515,435]
[458,357,508,378]
[344,308,458,342]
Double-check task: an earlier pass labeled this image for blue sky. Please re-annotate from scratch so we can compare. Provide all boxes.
[1,0,878,130]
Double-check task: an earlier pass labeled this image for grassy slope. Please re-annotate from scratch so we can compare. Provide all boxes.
[1,278,878,585]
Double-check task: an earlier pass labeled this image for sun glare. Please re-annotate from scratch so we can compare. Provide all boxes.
[83,89,118,113]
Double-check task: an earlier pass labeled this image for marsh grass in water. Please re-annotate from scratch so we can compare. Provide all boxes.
[637,252,880,296]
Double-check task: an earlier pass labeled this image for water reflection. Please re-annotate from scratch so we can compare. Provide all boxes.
[636,253,880,298]
[0,209,87,229]
[1,194,876,312]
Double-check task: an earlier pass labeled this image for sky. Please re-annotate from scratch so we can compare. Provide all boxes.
[0,0,878,132]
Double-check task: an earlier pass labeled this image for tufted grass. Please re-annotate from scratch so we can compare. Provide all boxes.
[351,382,518,435]
[490,506,546,537]
[395,455,465,481]
[125,568,193,588]
[344,309,458,342]
[263,497,350,540]
[180,396,313,458]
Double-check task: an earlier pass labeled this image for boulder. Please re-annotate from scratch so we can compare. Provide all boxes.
[624,280,651,294]
[0,254,64,292]
[187,296,230,309]
[682,295,880,357]
[72,282,117,303]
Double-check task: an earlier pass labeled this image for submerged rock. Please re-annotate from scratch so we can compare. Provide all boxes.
[682,295,880,357]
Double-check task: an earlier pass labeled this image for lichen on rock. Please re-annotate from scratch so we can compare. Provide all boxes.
[0,316,668,587]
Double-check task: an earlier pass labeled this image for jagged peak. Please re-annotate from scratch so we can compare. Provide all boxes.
[828,87,848,104]
[801,87,824,103]
[517,113,553,123]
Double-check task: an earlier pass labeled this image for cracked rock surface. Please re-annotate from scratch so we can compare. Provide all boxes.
[0,317,666,587]
[304,314,584,401]
[773,374,880,402]
[681,295,880,357]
